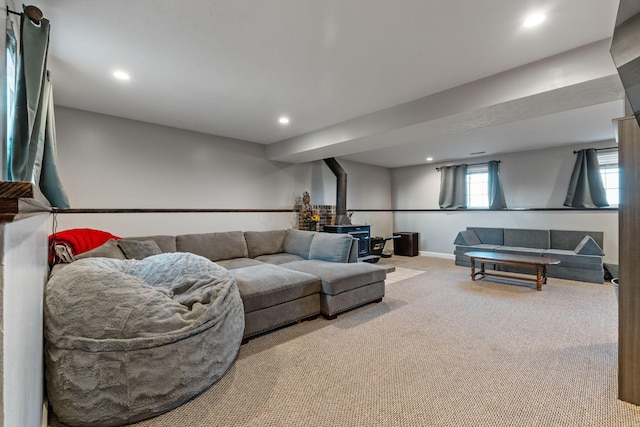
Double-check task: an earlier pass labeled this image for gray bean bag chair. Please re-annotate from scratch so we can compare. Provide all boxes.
[44,252,244,427]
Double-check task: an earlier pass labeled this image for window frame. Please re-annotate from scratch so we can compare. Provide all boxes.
[598,150,619,207]
[465,163,489,209]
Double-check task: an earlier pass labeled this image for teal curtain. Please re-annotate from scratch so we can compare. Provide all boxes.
[438,165,467,209]
[564,148,608,208]
[488,160,507,209]
[7,11,69,207]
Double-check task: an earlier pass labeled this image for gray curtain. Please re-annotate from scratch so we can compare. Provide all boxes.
[564,148,608,208]
[439,165,467,209]
[8,11,69,207]
[488,160,507,209]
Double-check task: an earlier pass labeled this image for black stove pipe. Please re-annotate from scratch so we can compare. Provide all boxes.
[323,158,351,225]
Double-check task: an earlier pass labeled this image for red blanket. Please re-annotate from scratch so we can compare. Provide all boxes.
[49,228,121,265]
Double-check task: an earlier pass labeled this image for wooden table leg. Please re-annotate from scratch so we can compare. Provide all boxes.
[470,257,476,281]
[536,266,542,291]
[542,265,548,284]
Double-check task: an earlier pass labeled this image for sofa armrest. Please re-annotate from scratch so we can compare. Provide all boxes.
[348,237,358,263]
[454,230,481,245]
[574,235,605,255]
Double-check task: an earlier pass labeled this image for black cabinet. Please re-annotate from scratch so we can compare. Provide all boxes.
[394,232,419,256]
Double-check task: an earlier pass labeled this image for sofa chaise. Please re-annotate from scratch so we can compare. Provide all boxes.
[52,228,387,340]
[453,227,605,283]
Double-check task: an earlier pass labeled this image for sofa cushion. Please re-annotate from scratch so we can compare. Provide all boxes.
[244,230,286,258]
[229,264,321,313]
[283,229,316,259]
[281,260,386,296]
[467,227,504,245]
[118,239,163,260]
[454,230,481,246]
[308,233,353,263]
[125,235,177,253]
[74,239,125,260]
[503,229,550,249]
[254,253,305,265]
[176,231,248,261]
[495,246,546,256]
[574,235,605,256]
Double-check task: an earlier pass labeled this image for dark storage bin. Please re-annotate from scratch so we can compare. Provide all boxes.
[394,232,419,256]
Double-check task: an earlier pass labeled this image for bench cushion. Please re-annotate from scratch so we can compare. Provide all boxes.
[467,227,504,245]
[550,230,604,251]
[503,229,550,249]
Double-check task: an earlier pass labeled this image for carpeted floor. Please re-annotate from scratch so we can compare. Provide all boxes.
[49,256,640,426]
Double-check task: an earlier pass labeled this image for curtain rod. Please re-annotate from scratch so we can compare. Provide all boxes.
[573,146,618,154]
[6,5,43,23]
[435,160,500,172]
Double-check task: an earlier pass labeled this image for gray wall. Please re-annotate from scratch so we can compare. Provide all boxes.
[391,141,619,263]
[53,107,393,238]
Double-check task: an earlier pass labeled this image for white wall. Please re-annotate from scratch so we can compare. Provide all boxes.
[391,141,619,263]
[2,214,49,427]
[53,107,393,238]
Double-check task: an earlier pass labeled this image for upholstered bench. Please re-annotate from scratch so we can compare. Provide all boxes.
[453,227,605,283]
[229,263,322,339]
[280,260,387,319]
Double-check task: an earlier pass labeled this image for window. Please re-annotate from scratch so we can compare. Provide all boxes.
[466,164,489,208]
[598,150,619,206]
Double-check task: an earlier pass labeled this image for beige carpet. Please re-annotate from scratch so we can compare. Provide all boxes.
[50,257,640,426]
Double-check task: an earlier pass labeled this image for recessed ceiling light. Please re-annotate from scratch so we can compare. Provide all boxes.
[426,157,433,162]
[523,12,545,28]
[278,116,290,125]
[112,70,130,81]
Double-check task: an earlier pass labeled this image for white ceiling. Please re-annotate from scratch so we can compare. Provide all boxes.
[34,0,625,168]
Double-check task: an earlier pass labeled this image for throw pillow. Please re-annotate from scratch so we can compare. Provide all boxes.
[118,239,163,260]
[74,239,126,261]
[309,233,353,263]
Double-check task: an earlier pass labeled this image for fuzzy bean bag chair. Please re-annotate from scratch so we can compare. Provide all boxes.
[44,252,244,427]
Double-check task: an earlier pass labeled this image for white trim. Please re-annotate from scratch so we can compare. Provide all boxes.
[41,400,48,427]
[419,251,455,260]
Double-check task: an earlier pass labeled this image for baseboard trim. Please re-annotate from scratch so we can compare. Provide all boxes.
[419,251,455,260]
[41,399,48,427]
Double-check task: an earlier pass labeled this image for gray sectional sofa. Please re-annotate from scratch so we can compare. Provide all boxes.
[454,227,605,283]
[125,229,387,340]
